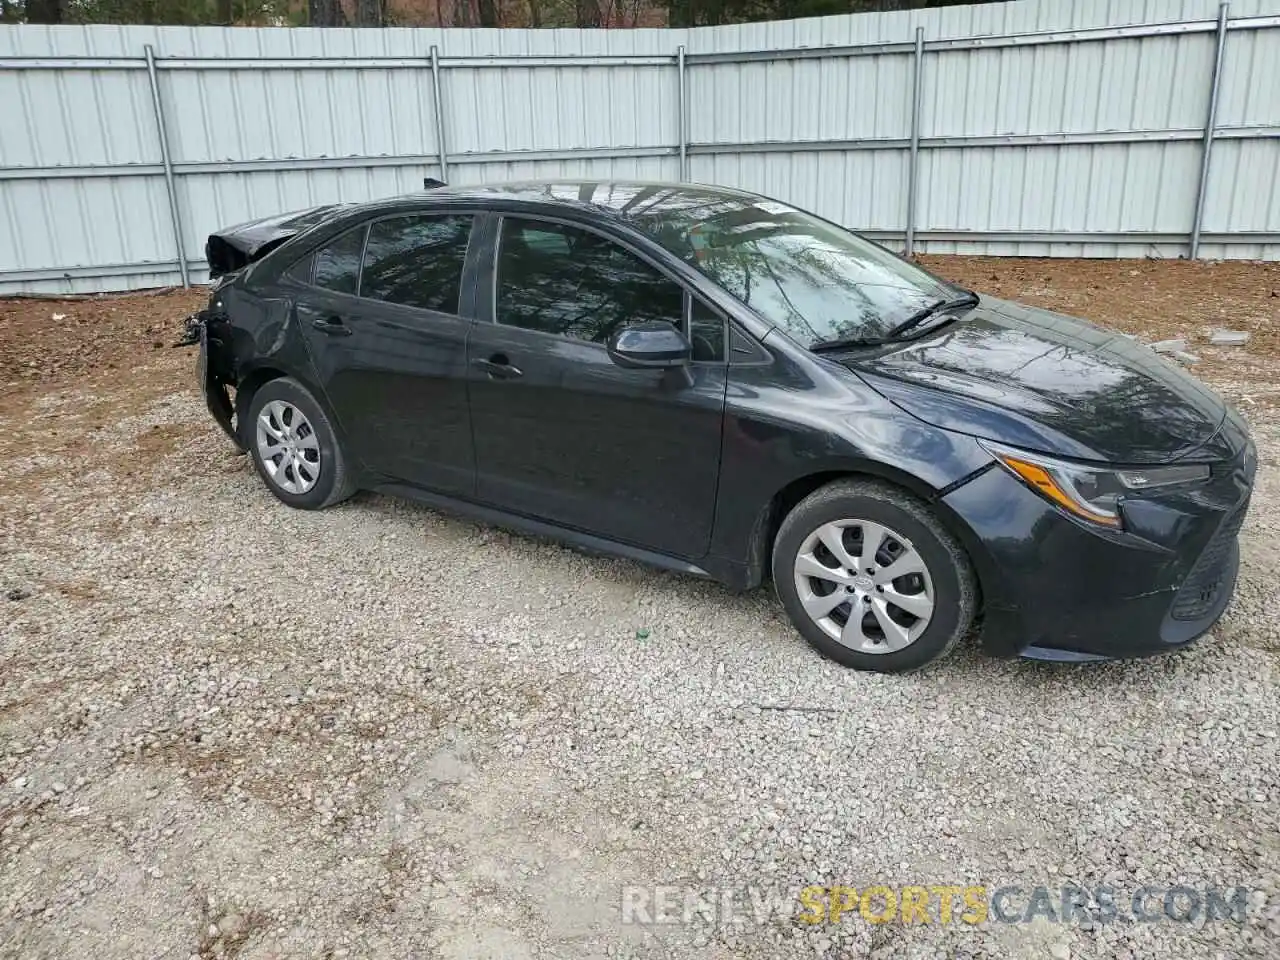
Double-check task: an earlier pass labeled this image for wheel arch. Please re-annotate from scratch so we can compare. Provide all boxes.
[751,463,996,611]
[233,363,291,446]
[233,360,340,439]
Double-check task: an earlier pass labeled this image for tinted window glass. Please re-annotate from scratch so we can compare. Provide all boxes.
[361,215,473,314]
[496,218,683,345]
[521,227,571,257]
[313,227,365,295]
[283,253,313,284]
[689,298,724,362]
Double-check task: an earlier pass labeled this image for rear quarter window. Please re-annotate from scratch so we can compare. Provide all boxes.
[283,253,314,284]
[312,226,366,295]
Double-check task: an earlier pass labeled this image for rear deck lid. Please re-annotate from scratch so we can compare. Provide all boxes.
[205,204,350,278]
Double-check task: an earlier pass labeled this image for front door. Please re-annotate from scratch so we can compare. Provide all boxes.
[466,214,728,560]
[293,213,479,496]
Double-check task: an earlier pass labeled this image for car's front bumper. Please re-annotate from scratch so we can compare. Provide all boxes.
[943,433,1256,661]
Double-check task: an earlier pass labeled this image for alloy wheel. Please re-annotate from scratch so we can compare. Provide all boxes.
[792,519,935,653]
[255,400,321,495]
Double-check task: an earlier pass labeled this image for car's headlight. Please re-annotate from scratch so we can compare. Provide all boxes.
[980,441,1210,528]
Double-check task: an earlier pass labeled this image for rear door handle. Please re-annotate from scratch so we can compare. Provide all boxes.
[310,315,352,336]
[472,355,523,379]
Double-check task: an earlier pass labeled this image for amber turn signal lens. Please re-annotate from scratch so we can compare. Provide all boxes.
[1000,456,1122,528]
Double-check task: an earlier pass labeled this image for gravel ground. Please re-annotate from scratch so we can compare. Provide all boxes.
[2,258,1280,960]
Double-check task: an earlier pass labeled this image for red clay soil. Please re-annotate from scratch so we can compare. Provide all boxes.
[921,256,1280,357]
[0,288,207,392]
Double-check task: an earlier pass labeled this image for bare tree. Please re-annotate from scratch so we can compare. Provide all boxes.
[309,0,345,24]
[355,0,382,24]
[17,0,1006,30]
[25,0,61,21]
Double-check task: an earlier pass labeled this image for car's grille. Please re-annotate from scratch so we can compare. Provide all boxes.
[1170,502,1248,621]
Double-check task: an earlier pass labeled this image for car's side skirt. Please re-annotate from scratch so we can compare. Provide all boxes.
[373,481,716,581]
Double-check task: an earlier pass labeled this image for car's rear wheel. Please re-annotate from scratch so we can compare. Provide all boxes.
[772,479,977,672]
[245,377,355,510]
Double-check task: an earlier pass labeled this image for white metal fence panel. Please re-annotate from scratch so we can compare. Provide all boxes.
[1,0,1278,294]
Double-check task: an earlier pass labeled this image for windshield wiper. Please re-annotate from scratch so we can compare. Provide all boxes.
[810,335,890,353]
[809,289,979,354]
[885,290,980,340]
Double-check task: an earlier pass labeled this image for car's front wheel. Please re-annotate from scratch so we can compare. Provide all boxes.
[245,376,355,510]
[772,479,977,672]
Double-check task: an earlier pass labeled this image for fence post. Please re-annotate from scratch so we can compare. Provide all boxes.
[1190,1,1230,260]
[905,26,924,258]
[430,45,450,183]
[677,45,688,181]
[144,44,189,289]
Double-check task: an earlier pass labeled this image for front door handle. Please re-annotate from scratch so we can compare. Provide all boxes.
[472,355,523,379]
[311,316,352,337]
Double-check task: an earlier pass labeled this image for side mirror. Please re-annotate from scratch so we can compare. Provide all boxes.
[607,321,692,369]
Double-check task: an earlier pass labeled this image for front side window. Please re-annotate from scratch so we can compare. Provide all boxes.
[312,226,366,295]
[495,218,684,346]
[626,192,955,348]
[689,298,725,363]
[361,215,473,314]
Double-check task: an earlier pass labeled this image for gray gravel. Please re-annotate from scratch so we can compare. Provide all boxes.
[2,369,1279,960]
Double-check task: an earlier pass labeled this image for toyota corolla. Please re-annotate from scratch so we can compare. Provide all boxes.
[183,180,1255,672]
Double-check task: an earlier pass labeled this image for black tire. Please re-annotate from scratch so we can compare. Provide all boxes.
[244,376,356,510]
[772,479,977,673]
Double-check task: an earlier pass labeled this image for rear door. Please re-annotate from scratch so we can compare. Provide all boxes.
[291,212,480,496]
[466,213,728,560]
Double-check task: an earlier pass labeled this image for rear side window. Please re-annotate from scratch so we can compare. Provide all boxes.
[312,227,366,295]
[361,215,473,314]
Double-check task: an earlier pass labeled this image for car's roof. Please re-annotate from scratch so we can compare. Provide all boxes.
[362,179,766,222]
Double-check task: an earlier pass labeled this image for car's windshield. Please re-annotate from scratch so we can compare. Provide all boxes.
[628,192,954,347]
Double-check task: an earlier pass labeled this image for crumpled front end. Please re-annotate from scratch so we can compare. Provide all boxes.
[942,420,1256,661]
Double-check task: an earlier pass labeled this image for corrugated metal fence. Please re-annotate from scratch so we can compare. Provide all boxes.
[2,0,1279,294]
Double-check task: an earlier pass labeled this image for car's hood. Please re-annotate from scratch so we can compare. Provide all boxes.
[205,203,350,277]
[843,296,1227,464]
